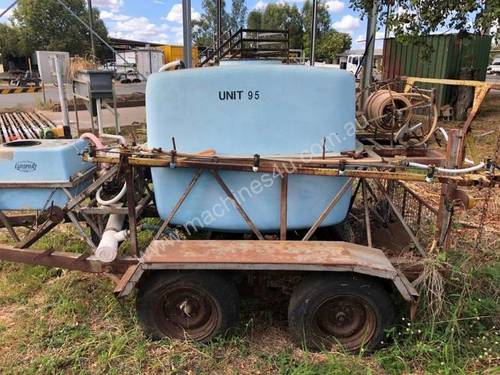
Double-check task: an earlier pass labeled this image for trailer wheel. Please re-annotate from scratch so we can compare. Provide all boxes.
[136,271,239,342]
[288,273,394,352]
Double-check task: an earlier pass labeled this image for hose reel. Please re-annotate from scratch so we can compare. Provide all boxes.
[358,81,438,147]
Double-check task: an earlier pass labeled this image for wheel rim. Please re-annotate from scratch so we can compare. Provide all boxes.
[312,295,377,351]
[154,285,219,341]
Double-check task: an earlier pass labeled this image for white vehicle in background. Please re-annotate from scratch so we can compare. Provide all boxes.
[346,54,362,74]
[487,57,500,75]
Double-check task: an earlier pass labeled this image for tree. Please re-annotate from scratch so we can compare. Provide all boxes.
[9,0,109,59]
[302,0,331,35]
[245,1,352,59]
[193,0,230,47]
[302,0,331,57]
[350,0,499,41]
[261,4,304,49]
[0,24,28,59]
[316,30,351,62]
[247,9,262,29]
[230,0,247,31]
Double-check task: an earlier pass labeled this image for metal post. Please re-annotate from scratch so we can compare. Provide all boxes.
[41,81,47,105]
[54,56,71,134]
[216,0,222,62]
[87,0,96,58]
[72,92,80,135]
[112,85,120,134]
[0,0,18,18]
[123,157,139,257]
[182,0,193,68]
[436,129,460,249]
[384,1,392,40]
[361,0,378,108]
[361,180,372,248]
[310,0,318,65]
[280,174,288,240]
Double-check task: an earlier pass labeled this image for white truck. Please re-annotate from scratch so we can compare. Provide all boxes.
[345,54,362,74]
[487,57,500,75]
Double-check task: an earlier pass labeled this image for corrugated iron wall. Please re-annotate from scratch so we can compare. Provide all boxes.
[382,34,492,107]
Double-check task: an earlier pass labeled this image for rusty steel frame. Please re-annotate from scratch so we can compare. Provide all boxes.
[209,170,265,240]
[373,179,427,256]
[0,211,20,242]
[114,240,419,306]
[280,174,288,240]
[84,152,495,187]
[153,169,204,241]
[362,179,373,248]
[0,129,492,307]
[0,243,135,274]
[403,76,500,167]
[15,166,119,249]
[302,178,352,241]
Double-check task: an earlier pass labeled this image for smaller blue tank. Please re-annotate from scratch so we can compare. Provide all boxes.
[0,139,92,210]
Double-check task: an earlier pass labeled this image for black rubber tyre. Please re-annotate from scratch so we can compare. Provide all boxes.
[288,273,394,353]
[137,271,239,342]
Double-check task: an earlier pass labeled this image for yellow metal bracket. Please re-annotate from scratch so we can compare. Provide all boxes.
[403,76,499,166]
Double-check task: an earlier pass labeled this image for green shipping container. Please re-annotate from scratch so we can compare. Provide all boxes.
[382,34,492,108]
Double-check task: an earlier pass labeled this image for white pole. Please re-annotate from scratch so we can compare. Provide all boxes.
[96,98,104,134]
[54,56,70,132]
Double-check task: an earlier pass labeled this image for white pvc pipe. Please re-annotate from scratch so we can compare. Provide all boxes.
[54,55,70,129]
[95,214,127,263]
[80,132,105,149]
[437,127,448,142]
[408,161,485,174]
[159,60,183,72]
[99,133,128,146]
[96,183,127,206]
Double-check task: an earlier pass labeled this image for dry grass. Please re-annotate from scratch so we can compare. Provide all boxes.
[67,56,98,81]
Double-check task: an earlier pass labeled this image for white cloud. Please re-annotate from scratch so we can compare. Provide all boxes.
[98,3,200,44]
[110,16,168,42]
[166,4,201,23]
[105,15,183,44]
[254,0,267,10]
[100,10,113,19]
[325,0,344,13]
[100,10,130,21]
[356,31,385,43]
[169,25,185,44]
[333,15,360,33]
[93,0,124,13]
[0,7,14,23]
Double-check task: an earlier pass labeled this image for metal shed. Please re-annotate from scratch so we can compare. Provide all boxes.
[382,34,492,107]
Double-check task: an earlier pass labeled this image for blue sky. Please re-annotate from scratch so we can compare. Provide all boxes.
[1,0,376,48]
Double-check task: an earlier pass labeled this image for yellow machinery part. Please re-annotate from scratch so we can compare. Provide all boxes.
[160,45,199,66]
